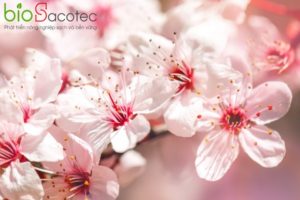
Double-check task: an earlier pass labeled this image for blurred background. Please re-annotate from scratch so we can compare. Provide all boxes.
[119,1,300,200]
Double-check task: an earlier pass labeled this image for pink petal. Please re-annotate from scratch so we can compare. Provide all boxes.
[239,125,286,167]
[195,130,239,181]
[245,81,292,124]
[42,177,69,200]
[89,166,119,200]
[43,132,94,173]
[0,161,44,200]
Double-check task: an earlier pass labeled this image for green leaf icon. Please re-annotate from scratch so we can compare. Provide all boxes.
[17,3,22,9]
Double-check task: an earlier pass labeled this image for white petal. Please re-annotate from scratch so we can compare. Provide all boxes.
[239,125,286,167]
[31,59,62,107]
[0,161,44,200]
[111,130,135,153]
[56,86,101,129]
[110,117,149,154]
[204,60,242,98]
[21,131,64,162]
[245,81,292,124]
[89,166,119,200]
[183,18,234,54]
[195,130,239,181]
[164,94,203,137]
[127,115,151,141]
[24,103,58,136]
[79,122,112,164]
[68,48,110,80]
[128,33,174,76]
[133,76,178,114]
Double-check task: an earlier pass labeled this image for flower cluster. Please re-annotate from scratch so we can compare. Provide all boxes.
[0,0,298,199]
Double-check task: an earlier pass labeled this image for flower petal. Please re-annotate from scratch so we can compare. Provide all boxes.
[31,59,62,108]
[0,161,44,200]
[128,33,174,76]
[195,130,239,181]
[43,132,94,173]
[89,166,119,200]
[79,122,112,164]
[68,48,111,80]
[127,115,151,141]
[133,76,178,114]
[164,93,203,137]
[111,115,150,153]
[239,125,286,167]
[245,81,292,124]
[23,103,58,136]
[21,131,64,162]
[42,177,68,200]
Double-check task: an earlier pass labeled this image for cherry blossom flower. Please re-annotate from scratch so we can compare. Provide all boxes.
[226,15,300,89]
[129,32,241,137]
[42,132,119,200]
[245,16,296,74]
[195,80,292,181]
[57,74,177,153]
[0,121,64,199]
[0,58,62,135]
[25,48,112,93]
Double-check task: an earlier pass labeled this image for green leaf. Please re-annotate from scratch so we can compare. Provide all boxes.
[17,3,22,9]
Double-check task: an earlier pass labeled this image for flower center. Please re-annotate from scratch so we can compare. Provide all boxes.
[20,104,34,123]
[65,172,90,196]
[220,107,248,134]
[106,93,135,130]
[265,40,295,73]
[169,61,194,92]
[59,70,70,93]
[94,6,115,38]
[0,137,22,168]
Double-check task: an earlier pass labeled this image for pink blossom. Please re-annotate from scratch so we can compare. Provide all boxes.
[42,132,119,200]
[195,80,292,181]
[0,121,63,199]
[57,75,177,153]
[246,16,296,74]
[0,58,62,135]
[129,32,241,137]
[25,48,111,92]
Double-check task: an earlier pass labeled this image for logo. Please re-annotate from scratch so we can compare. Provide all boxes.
[3,2,97,23]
